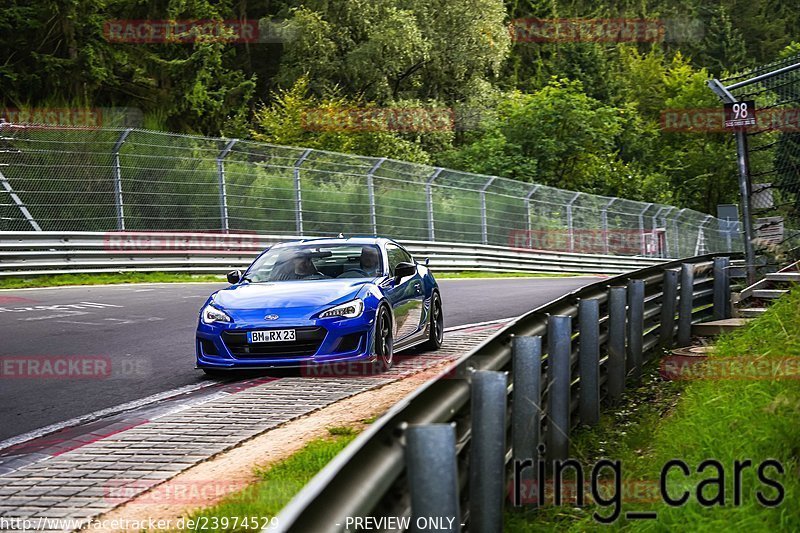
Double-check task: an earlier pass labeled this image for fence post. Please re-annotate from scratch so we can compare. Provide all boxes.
[661,207,675,259]
[659,269,679,348]
[111,128,132,231]
[293,149,312,236]
[406,424,460,533]
[713,256,731,320]
[427,168,443,241]
[546,315,571,462]
[638,203,653,256]
[469,370,507,533]
[216,139,237,232]
[607,286,627,402]
[367,158,385,236]
[525,185,541,246]
[480,177,496,245]
[602,198,615,255]
[512,335,542,486]
[677,263,695,347]
[566,193,580,252]
[673,209,686,258]
[651,207,667,257]
[626,279,645,383]
[578,299,600,426]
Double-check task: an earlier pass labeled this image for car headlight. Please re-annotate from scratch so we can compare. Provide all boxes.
[201,304,232,324]
[319,298,364,319]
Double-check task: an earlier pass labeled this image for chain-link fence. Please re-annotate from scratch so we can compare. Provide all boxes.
[0,123,738,258]
[720,54,800,253]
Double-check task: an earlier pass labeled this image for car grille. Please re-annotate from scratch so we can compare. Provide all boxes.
[222,327,326,358]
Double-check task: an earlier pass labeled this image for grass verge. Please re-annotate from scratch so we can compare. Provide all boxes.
[507,288,800,531]
[0,272,225,289]
[434,271,582,279]
[181,427,359,531]
[0,270,579,289]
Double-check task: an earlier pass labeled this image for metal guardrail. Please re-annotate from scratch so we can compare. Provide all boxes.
[0,231,666,277]
[269,253,737,533]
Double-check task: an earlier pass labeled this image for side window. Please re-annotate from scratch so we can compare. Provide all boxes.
[386,244,413,274]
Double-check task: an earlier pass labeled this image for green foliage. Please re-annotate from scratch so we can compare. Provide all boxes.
[507,289,800,531]
[185,431,357,530]
[2,0,798,215]
[249,77,443,164]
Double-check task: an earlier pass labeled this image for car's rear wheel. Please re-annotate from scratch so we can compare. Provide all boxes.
[374,305,394,370]
[421,291,443,351]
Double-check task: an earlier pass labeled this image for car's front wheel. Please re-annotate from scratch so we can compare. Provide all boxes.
[420,291,444,351]
[374,305,394,370]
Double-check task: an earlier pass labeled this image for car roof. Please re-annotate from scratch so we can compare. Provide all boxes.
[271,236,396,248]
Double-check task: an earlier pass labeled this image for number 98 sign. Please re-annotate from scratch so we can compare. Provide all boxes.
[724,100,757,128]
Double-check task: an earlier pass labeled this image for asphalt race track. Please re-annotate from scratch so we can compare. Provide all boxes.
[0,276,599,441]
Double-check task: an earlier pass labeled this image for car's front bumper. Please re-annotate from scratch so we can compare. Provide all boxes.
[195,310,377,369]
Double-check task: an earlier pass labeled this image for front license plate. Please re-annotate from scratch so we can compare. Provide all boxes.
[248,329,296,343]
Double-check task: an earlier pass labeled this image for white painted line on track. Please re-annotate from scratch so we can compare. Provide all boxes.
[0,281,225,292]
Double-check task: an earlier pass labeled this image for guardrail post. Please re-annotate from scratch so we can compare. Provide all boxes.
[713,256,731,320]
[512,335,542,485]
[406,424,460,533]
[470,370,507,533]
[427,168,443,241]
[293,149,312,235]
[546,315,571,462]
[626,279,645,383]
[480,177,496,245]
[578,299,600,426]
[366,158,385,236]
[216,139,237,232]
[111,128,132,231]
[677,263,694,347]
[607,286,627,402]
[659,269,679,348]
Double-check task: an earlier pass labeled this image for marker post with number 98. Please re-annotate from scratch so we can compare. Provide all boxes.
[724,100,756,128]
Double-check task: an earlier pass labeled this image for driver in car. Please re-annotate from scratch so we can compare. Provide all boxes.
[360,246,380,276]
[270,252,323,280]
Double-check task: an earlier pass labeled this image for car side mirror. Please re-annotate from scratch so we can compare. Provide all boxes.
[394,262,416,280]
[227,270,242,284]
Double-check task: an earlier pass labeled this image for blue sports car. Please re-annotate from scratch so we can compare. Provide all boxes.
[195,237,443,374]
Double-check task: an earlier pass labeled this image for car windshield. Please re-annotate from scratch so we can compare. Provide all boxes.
[245,243,384,282]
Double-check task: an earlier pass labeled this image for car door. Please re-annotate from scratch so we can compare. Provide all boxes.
[383,243,425,342]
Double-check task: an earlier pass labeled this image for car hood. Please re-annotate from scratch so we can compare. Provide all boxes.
[212,279,373,312]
